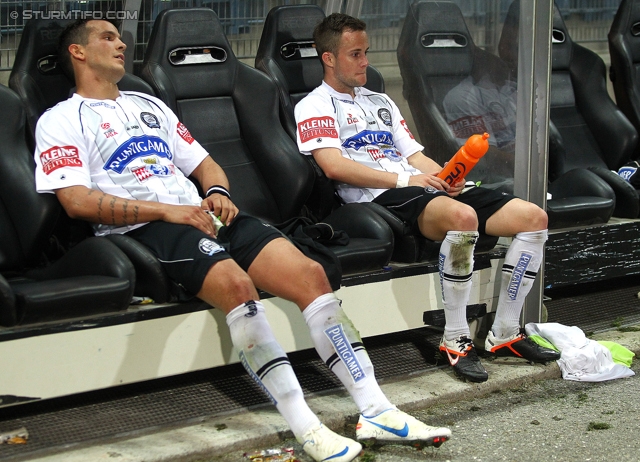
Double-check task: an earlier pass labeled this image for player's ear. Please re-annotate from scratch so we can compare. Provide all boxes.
[322,51,335,68]
[69,43,85,61]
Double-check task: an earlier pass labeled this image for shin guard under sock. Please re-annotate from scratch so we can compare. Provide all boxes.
[303,293,392,416]
[227,300,319,437]
[439,231,478,341]
[491,230,548,339]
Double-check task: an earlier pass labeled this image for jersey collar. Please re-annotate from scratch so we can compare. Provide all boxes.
[320,80,363,101]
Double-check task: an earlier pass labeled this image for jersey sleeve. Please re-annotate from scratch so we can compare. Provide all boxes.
[152,97,209,176]
[34,107,92,194]
[294,93,343,156]
[388,96,424,158]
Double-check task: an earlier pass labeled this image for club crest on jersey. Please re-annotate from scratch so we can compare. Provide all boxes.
[140,112,161,128]
[298,116,338,143]
[40,145,82,175]
[198,238,224,256]
[104,135,173,174]
[342,130,395,151]
[346,113,359,125]
[378,108,392,126]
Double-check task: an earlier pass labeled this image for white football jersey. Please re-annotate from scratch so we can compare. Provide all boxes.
[35,91,208,235]
[295,81,423,203]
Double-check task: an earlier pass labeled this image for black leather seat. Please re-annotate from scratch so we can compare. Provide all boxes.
[7,18,179,304]
[398,0,618,228]
[255,4,385,141]
[609,0,640,161]
[0,84,135,327]
[9,18,154,149]
[500,0,639,220]
[139,8,394,278]
[255,4,452,263]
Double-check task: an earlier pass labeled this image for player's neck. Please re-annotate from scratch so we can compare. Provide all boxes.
[75,70,121,100]
[324,75,356,99]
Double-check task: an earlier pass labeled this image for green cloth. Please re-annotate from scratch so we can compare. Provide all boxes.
[528,334,559,352]
[597,341,635,367]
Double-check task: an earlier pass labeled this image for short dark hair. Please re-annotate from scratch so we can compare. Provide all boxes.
[313,13,366,58]
[57,18,120,81]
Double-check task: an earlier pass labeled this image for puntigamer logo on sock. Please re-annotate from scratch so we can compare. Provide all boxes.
[324,324,365,383]
[507,252,532,301]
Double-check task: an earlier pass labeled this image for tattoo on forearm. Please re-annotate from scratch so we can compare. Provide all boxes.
[133,205,139,224]
[122,200,129,224]
[109,196,117,225]
[96,193,105,222]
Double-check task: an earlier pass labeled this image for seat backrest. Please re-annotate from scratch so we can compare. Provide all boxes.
[0,84,60,272]
[501,0,637,173]
[255,4,385,140]
[9,18,155,145]
[609,0,640,159]
[8,19,75,143]
[140,8,314,224]
[397,1,514,185]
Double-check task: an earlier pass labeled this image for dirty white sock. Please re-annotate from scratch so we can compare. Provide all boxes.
[439,231,478,341]
[491,230,548,339]
[303,293,392,416]
[227,300,320,437]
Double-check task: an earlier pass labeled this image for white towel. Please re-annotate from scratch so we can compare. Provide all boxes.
[525,322,635,382]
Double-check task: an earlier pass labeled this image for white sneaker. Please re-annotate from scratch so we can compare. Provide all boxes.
[356,408,451,447]
[298,424,362,462]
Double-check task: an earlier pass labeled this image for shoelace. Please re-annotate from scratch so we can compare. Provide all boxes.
[455,336,474,353]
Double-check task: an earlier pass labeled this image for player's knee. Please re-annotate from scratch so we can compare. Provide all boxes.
[522,202,548,231]
[448,203,478,231]
[304,258,332,291]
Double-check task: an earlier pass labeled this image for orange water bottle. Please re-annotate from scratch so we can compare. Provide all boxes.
[437,132,490,186]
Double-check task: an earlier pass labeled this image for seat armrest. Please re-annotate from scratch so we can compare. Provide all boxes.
[106,234,177,303]
[0,274,17,327]
[26,237,136,285]
[587,166,640,218]
[322,203,394,243]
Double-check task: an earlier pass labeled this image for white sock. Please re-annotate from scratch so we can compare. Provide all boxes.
[303,293,392,417]
[439,231,478,341]
[491,230,548,339]
[227,300,320,437]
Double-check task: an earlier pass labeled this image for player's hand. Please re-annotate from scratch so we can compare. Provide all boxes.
[408,173,450,191]
[162,204,216,236]
[201,194,239,226]
[447,178,467,197]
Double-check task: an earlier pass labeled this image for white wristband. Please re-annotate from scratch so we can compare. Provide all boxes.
[396,172,411,188]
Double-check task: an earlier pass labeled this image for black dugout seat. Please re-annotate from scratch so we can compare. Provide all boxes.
[609,0,640,161]
[255,4,385,141]
[255,4,443,262]
[9,19,155,148]
[7,18,179,304]
[0,84,135,327]
[500,0,639,219]
[140,8,394,278]
[398,0,618,228]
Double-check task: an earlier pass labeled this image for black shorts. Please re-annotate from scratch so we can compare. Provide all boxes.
[125,211,284,296]
[373,186,515,235]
